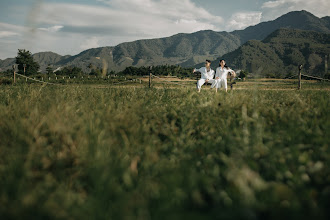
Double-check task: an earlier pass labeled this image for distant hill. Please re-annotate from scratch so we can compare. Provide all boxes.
[0,58,15,72]
[1,10,329,73]
[232,10,330,43]
[0,52,69,72]
[220,28,330,77]
[55,31,241,72]
[33,52,70,67]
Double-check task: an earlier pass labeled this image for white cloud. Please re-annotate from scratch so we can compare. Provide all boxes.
[36,0,224,37]
[227,12,262,30]
[0,0,223,58]
[0,31,19,38]
[262,0,286,9]
[80,37,100,50]
[1,0,328,59]
[261,0,330,21]
[99,0,223,23]
[38,25,64,33]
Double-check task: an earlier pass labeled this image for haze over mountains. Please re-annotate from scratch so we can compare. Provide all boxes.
[0,10,329,75]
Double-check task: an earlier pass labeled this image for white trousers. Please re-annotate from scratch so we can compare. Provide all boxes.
[197,79,216,89]
[214,79,227,89]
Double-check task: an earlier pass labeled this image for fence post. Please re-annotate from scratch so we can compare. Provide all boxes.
[149,66,152,88]
[23,64,26,75]
[325,55,328,76]
[298,64,302,90]
[12,65,16,84]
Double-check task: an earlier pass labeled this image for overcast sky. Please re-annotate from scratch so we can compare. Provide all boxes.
[0,0,329,59]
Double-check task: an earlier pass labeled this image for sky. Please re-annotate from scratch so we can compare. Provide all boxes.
[0,0,329,59]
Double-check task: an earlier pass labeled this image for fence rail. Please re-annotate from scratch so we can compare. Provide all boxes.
[1,69,329,89]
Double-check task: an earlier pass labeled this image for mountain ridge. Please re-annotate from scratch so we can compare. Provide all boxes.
[1,10,329,73]
[219,28,330,77]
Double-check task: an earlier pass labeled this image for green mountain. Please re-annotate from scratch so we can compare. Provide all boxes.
[220,28,330,77]
[33,52,70,67]
[1,10,329,73]
[0,52,68,73]
[232,10,330,43]
[62,31,241,72]
[0,58,15,72]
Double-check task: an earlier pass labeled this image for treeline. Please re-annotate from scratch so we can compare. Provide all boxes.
[47,65,194,78]
[0,49,195,78]
[119,65,194,78]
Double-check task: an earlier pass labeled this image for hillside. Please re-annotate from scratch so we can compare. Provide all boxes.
[1,10,330,73]
[232,10,330,43]
[53,31,241,72]
[0,58,15,72]
[0,52,69,72]
[33,52,70,68]
[220,28,330,77]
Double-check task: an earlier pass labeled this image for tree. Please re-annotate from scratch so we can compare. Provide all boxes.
[15,49,40,76]
[90,67,102,76]
[46,64,53,75]
[239,70,248,80]
[56,66,83,77]
[88,63,94,74]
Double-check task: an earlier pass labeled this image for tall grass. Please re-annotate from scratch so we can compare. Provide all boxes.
[0,84,329,219]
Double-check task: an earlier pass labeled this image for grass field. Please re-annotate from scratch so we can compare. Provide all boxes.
[0,79,330,219]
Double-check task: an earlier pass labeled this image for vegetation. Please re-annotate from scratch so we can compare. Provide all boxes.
[0,82,329,219]
[55,66,84,77]
[1,64,195,81]
[15,49,40,76]
[46,65,54,75]
[238,70,249,79]
[119,65,194,78]
[222,29,330,78]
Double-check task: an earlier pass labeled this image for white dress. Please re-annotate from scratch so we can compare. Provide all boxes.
[212,67,233,89]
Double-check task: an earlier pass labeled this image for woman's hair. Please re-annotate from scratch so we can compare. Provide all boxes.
[219,59,229,69]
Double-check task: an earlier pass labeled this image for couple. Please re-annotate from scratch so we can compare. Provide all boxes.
[193,59,236,93]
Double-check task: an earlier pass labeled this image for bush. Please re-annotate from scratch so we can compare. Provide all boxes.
[0,78,12,85]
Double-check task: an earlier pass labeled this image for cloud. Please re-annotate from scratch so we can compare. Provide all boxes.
[0,31,19,38]
[227,12,262,30]
[2,0,328,60]
[37,0,224,38]
[38,25,64,33]
[261,0,330,21]
[80,37,100,50]
[0,0,224,58]
[0,22,27,58]
[262,0,286,9]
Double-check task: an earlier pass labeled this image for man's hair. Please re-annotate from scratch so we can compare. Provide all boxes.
[206,59,211,63]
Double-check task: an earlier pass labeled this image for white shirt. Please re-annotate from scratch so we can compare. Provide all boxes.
[215,67,233,80]
[195,67,215,80]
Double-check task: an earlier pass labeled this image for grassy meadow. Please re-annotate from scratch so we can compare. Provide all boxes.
[0,80,330,219]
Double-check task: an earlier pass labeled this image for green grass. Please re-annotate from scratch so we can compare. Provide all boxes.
[0,83,330,220]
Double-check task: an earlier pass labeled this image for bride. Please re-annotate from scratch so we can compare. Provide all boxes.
[212,59,236,93]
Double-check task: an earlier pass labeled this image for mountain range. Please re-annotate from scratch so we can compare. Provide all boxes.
[221,28,330,77]
[0,10,329,74]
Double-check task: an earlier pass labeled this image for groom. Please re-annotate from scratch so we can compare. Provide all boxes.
[193,60,215,92]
